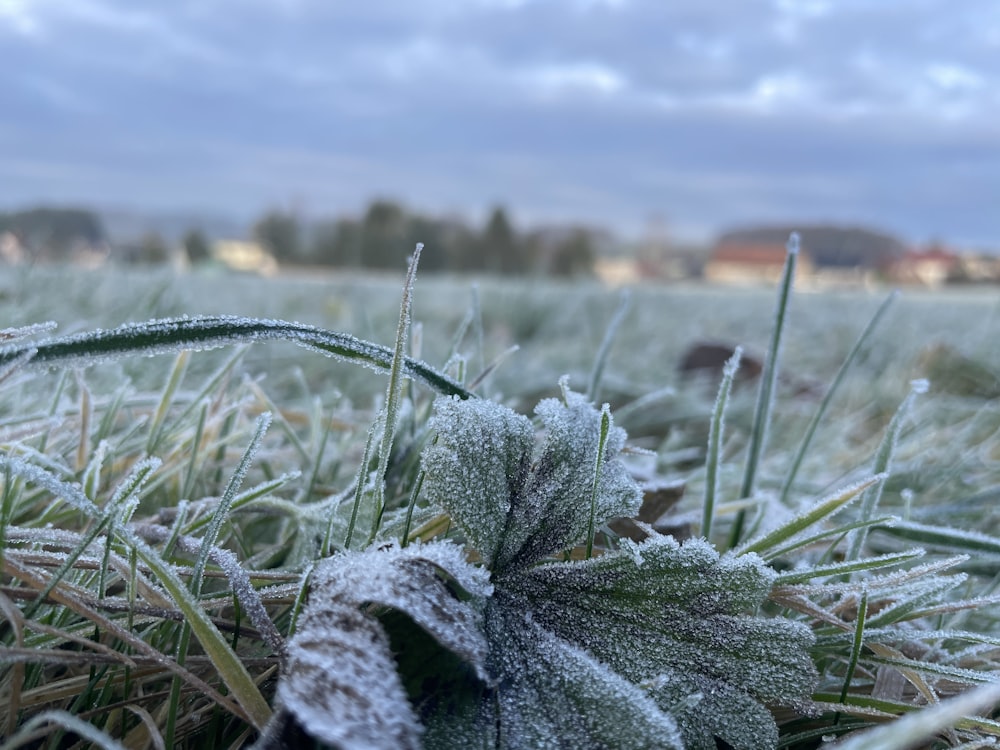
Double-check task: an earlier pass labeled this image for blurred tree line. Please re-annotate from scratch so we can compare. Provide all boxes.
[0,203,597,276]
[252,201,596,277]
[0,207,106,261]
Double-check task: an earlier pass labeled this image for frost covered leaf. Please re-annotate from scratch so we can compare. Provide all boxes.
[498,535,818,750]
[281,392,816,749]
[482,605,685,749]
[276,540,492,749]
[420,397,534,567]
[421,390,814,748]
[280,603,421,750]
[422,389,641,570]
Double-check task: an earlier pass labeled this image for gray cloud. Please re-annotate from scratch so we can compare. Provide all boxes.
[0,0,997,245]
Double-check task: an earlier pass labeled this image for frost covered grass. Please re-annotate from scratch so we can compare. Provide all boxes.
[1,250,1000,748]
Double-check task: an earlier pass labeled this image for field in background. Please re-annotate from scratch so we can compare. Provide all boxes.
[4,264,999,537]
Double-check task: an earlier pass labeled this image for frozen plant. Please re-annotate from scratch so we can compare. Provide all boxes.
[267,381,818,749]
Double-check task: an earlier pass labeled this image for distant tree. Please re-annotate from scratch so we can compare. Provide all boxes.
[253,210,301,263]
[182,229,211,265]
[479,206,526,274]
[435,219,479,272]
[360,200,408,269]
[550,229,596,277]
[5,207,105,261]
[312,218,362,267]
[136,232,171,264]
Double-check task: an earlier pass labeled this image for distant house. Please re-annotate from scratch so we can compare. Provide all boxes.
[951,253,1000,284]
[594,256,642,286]
[715,225,905,269]
[704,242,814,285]
[0,231,27,265]
[213,240,279,276]
[887,246,959,287]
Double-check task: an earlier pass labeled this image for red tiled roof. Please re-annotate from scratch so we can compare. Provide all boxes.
[710,243,794,266]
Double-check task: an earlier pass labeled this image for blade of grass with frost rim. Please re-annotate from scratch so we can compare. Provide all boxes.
[587,289,631,403]
[703,347,741,542]
[0,315,473,399]
[165,411,273,743]
[0,455,272,729]
[738,474,885,557]
[824,682,1000,750]
[729,232,799,547]
[780,291,898,504]
[845,379,927,562]
[370,245,421,543]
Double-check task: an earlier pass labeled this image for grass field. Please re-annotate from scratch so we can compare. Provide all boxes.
[2,261,1000,749]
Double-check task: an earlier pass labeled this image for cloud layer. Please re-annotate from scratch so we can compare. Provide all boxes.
[1,0,997,245]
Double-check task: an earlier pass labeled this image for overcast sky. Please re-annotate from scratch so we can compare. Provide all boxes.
[1,0,998,246]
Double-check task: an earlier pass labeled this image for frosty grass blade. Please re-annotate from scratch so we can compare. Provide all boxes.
[0,315,473,398]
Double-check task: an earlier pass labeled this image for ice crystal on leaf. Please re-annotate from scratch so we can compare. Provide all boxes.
[276,388,817,750]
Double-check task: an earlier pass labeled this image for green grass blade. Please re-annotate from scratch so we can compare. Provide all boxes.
[304,408,333,507]
[780,291,898,504]
[287,562,316,640]
[587,290,631,403]
[192,412,272,594]
[872,518,1000,557]
[840,587,868,704]
[370,245,422,543]
[181,400,209,502]
[401,468,427,547]
[0,314,473,399]
[0,456,272,729]
[343,420,377,551]
[774,549,923,585]
[762,514,898,562]
[730,232,799,547]
[862,654,994,685]
[165,411,271,744]
[703,347,741,542]
[845,379,927,562]
[738,474,885,557]
[830,682,1000,750]
[124,530,272,729]
[145,350,189,455]
[0,467,15,574]
[585,405,612,558]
